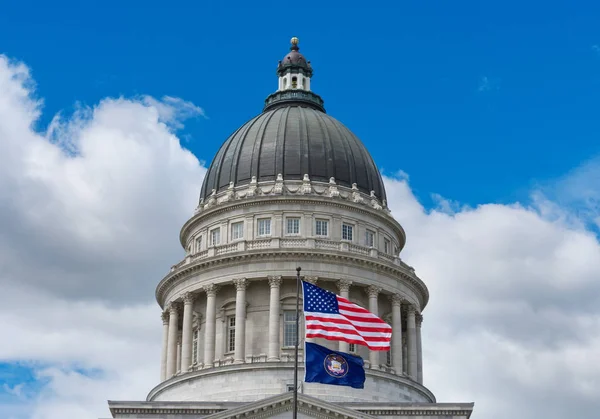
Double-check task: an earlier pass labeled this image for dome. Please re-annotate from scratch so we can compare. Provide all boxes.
[199,105,387,202]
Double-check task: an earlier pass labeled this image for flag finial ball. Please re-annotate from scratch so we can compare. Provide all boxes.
[291,37,299,46]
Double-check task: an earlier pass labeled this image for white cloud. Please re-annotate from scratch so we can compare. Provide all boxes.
[384,175,600,418]
[0,54,599,419]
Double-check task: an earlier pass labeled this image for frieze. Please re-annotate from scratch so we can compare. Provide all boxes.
[156,250,428,309]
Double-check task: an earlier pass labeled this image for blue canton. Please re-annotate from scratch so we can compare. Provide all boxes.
[303,281,339,313]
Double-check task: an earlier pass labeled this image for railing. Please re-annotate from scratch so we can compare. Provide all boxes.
[349,243,370,256]
[171,237,404,274]
[263,90,325,112]
[281,238,306,248]
[247,239,271,250]
[315,239,339,250]
[216,243,239,255]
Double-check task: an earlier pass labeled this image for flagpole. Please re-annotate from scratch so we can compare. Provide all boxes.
[293,266,301,419]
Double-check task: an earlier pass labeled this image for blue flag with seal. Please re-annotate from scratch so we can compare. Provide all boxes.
[304,342,366,389]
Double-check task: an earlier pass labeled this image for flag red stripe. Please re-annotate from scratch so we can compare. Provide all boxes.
[305,332,390,351]
[305,324,391,341]
[305,315,392,333]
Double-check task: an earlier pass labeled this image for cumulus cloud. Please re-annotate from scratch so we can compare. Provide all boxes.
[0,54,599,419]
[0,54,202,418]
[385,176,600,418]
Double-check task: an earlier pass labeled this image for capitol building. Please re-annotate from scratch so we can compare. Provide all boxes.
[104,39,474,419]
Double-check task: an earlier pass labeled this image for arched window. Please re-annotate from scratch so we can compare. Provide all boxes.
[292,76,297,89]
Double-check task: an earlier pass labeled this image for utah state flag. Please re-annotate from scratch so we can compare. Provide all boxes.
[304,342,366,389]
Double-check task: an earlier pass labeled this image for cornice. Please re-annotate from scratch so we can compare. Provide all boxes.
[155,249,428,309]
[113,395,473,419]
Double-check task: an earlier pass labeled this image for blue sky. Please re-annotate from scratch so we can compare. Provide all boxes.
[2,3,600,417]
[3,0,600,209]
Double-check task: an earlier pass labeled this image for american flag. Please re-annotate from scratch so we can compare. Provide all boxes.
[302,281,392,351]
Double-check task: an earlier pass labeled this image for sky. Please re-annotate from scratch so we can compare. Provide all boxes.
[1,1,600,418]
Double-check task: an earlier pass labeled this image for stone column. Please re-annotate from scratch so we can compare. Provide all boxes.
[166,303,180,378]
[267,275,283,361]
[407,305,418,380]
[416,313,423,384]
[176,335,182,372]
[390,294,403,375]
[336,279,353,352]
[160,311,169,381]
[203,284,220,368]
[402,334,408,374]
[233,278,248,364]
[181,292,195,373]
[367,286,382,368]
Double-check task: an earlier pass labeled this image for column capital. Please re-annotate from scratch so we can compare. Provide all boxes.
[336,279,353,293]
[233,277,248,291]
[161,311,170,324]
[366,285,382,298]
[389,293,403,306]
[183,292,195,305]
[406,304,417,315]
[202,283,220,297]
[416,313,423,326]
[304,275,318,285]
[168,302,181,315]
[268,275,283,288]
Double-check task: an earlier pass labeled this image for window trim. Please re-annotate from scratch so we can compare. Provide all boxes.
[210,227,221,246]
[285,217,301,236]
[314,218,329,237]
[230,221,244,241]
[365,229,375,247]
[226,315,236,354]
[384,237,391,254]
[257,218,272,237]
[341,223,354,242]
[282,310,298,348]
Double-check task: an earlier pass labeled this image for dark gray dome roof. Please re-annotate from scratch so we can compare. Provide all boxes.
[200,105,386,202]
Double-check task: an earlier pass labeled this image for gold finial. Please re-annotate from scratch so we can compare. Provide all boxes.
[290,37,299,46]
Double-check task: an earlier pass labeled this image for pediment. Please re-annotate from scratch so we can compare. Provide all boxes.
[202,393,376,419]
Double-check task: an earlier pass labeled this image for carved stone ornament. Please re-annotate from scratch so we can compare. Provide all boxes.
[390,293,403,306]
[336,279,353,293]
[183,292,195,305]
[168,302,181,315]
[416,313,423,326]
[267,275,283,287]
[300,174,312,194]
[352,183,364,203]
[328,177,340,197]
[161,311,170,324]
[202,283,220,297]
[273,173,284,194]
[247,176,257,197]
[304,275,318,285]
[233,277,248,291]
[366,285,382,298]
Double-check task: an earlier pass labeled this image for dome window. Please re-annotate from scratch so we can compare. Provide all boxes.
[292,76,297,88]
